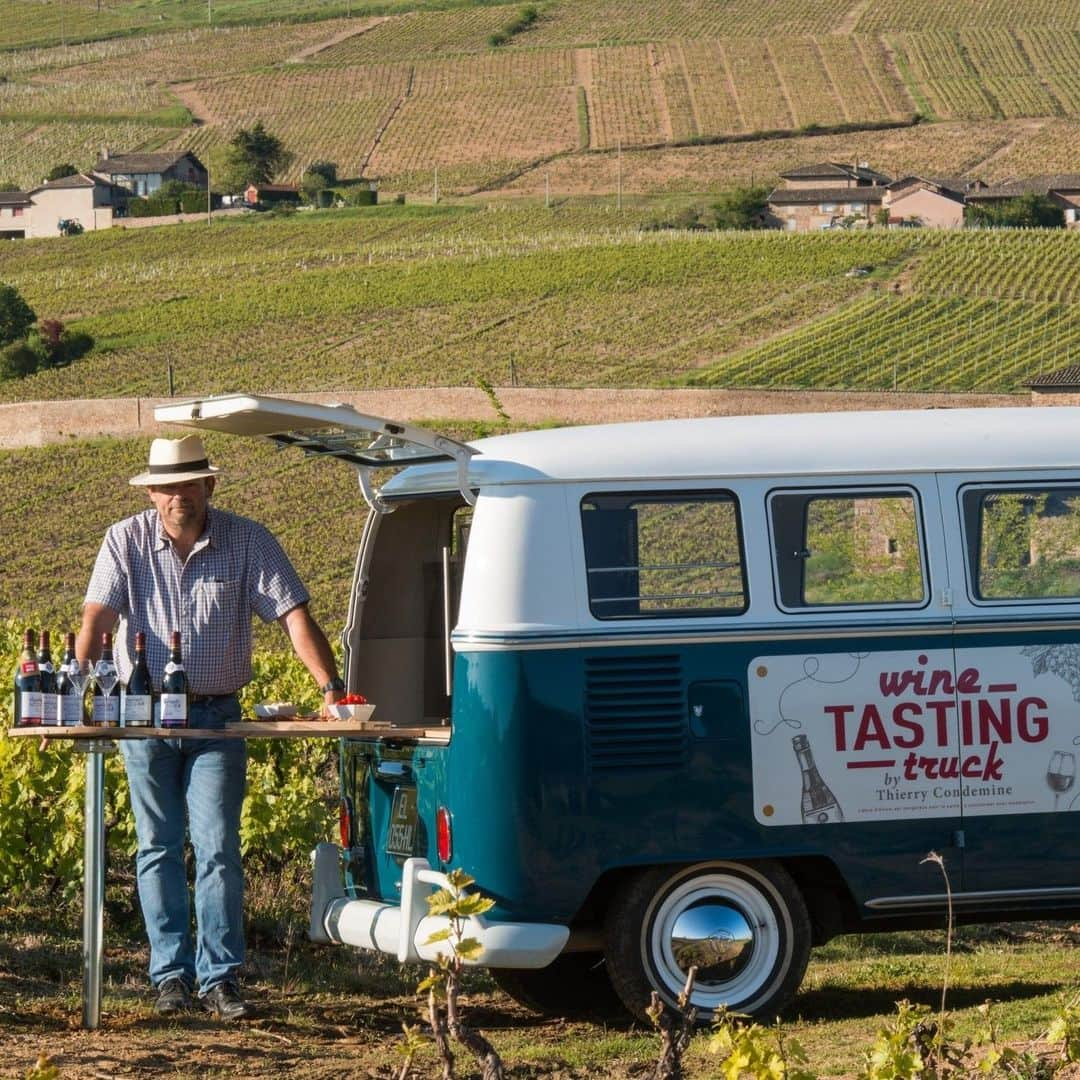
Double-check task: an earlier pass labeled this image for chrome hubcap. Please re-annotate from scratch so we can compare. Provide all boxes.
[670,900,755,983]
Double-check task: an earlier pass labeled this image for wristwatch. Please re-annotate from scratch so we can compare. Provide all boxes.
[321,677,345,694]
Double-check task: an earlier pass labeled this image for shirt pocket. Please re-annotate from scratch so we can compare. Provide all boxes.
[193,579,242,627]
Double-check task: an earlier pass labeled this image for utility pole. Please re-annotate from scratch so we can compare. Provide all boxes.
[433,164,439,205]
[616,138,622,213]
[207,162,212,224]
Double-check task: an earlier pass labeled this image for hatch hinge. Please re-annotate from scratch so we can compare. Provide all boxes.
[358,467,394,514]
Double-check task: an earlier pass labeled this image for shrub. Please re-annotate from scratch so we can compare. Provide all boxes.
[0,282,36,347]
[712,184,770,229]
[0,341,38,380]
[342,186,377,207]
[179,190,208,214]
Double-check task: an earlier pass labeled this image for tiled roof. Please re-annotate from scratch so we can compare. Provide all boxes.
[247,183,299,194]
[886,177,967,203]
[30,172,97,192]
[1026,366,1080,388]
[780,161,891,184]
[0,190,31,205]
[94,150,202,174]
[968,174,1080,200]
[768,185,886,205]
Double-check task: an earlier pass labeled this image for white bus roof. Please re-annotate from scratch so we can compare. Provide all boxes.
[382,407,1080,494]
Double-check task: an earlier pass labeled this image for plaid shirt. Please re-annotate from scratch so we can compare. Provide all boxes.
[85,507,309,694]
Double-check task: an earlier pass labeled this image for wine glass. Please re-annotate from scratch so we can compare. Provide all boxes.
[92,655,119,726]
[62,659,92,727]
[1046,751,1076,811]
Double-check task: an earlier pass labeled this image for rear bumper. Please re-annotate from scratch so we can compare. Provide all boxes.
[308,842,569,968]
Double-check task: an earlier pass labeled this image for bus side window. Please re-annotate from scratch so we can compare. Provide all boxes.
[771,488,927,608]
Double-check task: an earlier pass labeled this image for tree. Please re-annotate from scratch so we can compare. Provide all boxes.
[300,160,337,198]
[45,163,77,181]
[965,193,1065,229]
[0,282,36,347]
[712,185,769,230]
[220,121,292,190]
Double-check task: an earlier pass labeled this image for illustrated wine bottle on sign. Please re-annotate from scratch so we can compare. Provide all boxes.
[792,734,844,823]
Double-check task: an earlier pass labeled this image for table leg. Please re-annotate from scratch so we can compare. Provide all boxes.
[82,745,107,1030]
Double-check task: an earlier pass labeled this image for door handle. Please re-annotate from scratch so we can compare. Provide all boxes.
[374,760,412,782]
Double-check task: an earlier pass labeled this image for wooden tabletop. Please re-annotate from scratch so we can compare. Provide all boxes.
[6,721,451,742]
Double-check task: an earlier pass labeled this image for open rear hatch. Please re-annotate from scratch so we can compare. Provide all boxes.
[155,393,474,737]
[154,393,476,512]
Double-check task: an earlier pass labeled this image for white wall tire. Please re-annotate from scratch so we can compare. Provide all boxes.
[604,860,810,1022]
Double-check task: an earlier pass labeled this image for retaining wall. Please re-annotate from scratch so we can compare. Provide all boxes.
[0,388,1027,451]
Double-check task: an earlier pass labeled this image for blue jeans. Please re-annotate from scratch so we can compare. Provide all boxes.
[120,697,246,992]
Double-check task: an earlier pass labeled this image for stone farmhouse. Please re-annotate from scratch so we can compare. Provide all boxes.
[0,150,207,241]
[768,163,1080,231]
[93,149,207,197]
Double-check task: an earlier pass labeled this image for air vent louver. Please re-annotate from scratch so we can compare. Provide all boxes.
[585,654,687,772]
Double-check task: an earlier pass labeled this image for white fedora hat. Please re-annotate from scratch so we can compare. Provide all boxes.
[129,435,222,486]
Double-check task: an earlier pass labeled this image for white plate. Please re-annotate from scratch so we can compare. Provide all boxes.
[326,703,377,723]
[254,702,300,718]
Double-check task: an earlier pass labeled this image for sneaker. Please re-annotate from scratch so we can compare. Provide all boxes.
[200,980,254,1021]
[154,977,194,1015]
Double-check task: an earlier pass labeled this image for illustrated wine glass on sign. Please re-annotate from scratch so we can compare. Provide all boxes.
[1046,750,1076,811]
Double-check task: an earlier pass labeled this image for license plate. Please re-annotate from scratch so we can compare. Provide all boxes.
[386,786,418,857]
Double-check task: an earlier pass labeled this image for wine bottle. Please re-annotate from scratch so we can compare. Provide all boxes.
[121,631,154,728]
[90,632,120,726]
[37,630,58,726]
[160,631,188,729]
[55,632,83,727]
[13,628,43,726]
[792,734,844,824]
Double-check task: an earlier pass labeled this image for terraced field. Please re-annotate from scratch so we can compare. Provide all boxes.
[3,0,1080,191]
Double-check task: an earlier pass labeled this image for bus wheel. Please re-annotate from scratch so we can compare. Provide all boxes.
[603,860,810,1023]
[491,953,626,1020]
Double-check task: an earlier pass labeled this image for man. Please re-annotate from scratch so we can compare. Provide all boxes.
[77,434,344,1021]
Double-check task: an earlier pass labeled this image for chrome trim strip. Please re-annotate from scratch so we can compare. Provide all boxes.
[452,618,1080,652]
[866,886,1080,911]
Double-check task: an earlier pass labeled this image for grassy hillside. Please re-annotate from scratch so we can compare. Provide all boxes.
[0,202,1077,400]
[2,0,1080,193]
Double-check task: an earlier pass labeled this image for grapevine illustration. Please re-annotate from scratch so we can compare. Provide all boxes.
[1022,644,1080,750]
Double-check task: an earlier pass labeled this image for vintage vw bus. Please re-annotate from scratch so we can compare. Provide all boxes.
[158,396,1080,1022]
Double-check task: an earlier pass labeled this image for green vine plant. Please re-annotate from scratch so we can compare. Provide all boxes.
[709,1005,817,1080]
[415,868,504,1080]
[1046,992,1080,1068]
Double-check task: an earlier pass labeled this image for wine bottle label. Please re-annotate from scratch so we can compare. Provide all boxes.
[164,662,184,675]
[41,692,57,725]
[91,696,119,725]
[20,660,38,675]
[121,694,153,727]
[18,691,43,723]
[41,662,54,674]
[59,694,84,726]
[160,693,188,726]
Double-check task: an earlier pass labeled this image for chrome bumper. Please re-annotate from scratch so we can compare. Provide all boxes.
[309,842,569,968]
